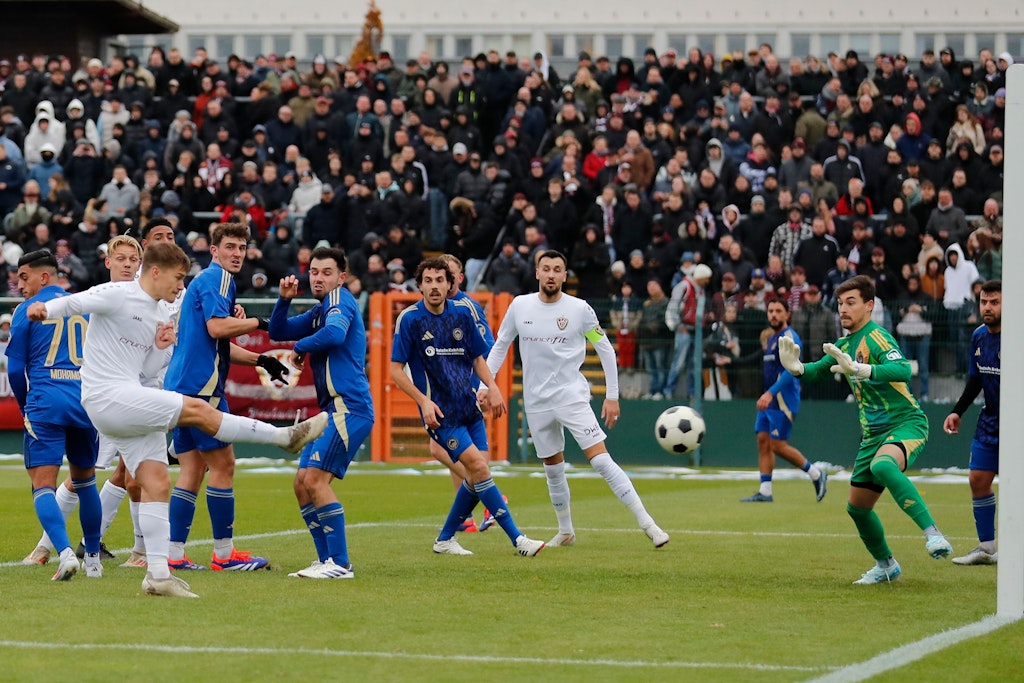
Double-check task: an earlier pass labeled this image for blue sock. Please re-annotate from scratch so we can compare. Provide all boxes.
[973,494,997,543]
[207,486,235,542]
[169,487,198,544]
[438,481,479,541]
[474,478,522,544]
[317,502,348,566]
[760,474,772,483]
[300,503,329,562]
[799,461,811,472]
[72,476,102,554]
[33,487,71,553]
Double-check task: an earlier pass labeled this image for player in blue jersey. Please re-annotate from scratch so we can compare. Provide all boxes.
[5,249,102,581]
[944,280,1001,565]
[390,257,545,557]
[164,222,290,571]
[268,247,375,579]
[435,253,501,533]
[742,299,828,502]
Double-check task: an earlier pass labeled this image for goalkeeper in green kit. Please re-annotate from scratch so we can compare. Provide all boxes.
[777,275,953,584]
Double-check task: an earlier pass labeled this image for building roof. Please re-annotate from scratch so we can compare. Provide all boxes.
[0,0,178,34]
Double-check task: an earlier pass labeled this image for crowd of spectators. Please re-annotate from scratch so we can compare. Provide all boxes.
[0,42,1010,395]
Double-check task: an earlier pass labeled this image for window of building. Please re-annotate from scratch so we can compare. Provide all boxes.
[819,34,841,57]
[187,35,207,57]
[791,34,811,59]
[879,33,901,57]
[848,34,871,57]
[243,35,263,59]
[974,33,995,57]
[454,37,473,59]
[214,35,235,60]
[944,34,965,60]
[547,34,565,58]
[915,33,935,56]
[335,35,354,61]
[632,34,653,58]
[271,35,291,58]
[667,34,687,55]
[426,35,445,59]
[577,33,595,56]
[696,34,715,56]
[307,34,326,59]
[511,35,531,60]
[725,34,746,55]
[755,33,776,53]
[1007,34,1024,59]
[391,35,410,62]
[605,35,624,61]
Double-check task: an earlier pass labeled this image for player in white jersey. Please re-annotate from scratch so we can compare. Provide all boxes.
[27,242,327,597]
[486,250,669,548]
[23,227,180,567]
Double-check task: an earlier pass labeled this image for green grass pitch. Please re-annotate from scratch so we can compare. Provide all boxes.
[1,458,1022,682]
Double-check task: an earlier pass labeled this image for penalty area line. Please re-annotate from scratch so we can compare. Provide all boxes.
[802,614,1019,683]
[0,639,827,672]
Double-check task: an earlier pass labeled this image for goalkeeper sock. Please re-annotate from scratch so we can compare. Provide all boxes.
[847,502,892,562]
[870,456,936,529]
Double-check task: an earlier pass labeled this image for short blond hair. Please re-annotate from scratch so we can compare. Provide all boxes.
[107,234,142,258]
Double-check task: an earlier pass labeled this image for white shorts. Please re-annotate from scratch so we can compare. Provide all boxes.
[95,434,119,470]
[84,386,182,478]
[526,401,606,459]
[83,385,183,438]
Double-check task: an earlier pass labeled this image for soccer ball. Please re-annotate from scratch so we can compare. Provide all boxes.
[655,406,706,455]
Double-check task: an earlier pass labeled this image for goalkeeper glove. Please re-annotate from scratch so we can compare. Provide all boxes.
[823,342,871,379]
[255,317,271,331]
[777,336,804,376]
[256,354,290,382]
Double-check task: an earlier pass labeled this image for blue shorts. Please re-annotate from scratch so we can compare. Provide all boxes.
[755,409,794,441]
[24,421,99,470]
[299,412,374,479]
[172,398,230,454]
[428,419,488,460]
[969,439,999,473]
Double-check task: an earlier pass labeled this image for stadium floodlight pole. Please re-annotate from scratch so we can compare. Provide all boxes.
[999,64,1024,619]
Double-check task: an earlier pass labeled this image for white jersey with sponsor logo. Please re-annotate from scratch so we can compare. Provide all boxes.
[43,280,172,401]
[489,292,607,412]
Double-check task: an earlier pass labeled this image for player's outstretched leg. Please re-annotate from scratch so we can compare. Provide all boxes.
[589,451,668,548]
[868,454,951,559]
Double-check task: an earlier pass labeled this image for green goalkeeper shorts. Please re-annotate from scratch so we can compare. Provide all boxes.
[851,415,929,490]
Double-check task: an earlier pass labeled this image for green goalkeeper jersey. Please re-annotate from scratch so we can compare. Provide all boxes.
[801,320,923,437]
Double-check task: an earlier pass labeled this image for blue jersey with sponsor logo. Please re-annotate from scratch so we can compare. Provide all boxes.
[268,285,374,418]
[164,262,234,400]
[392,298,489,427]
[763,326,801,416]
[452,290,494,350]
[5,285,92,427]
[969,325,1000,445]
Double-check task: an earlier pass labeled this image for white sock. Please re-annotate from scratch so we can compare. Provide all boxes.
[39,483,81,551]
[98,480,127,538]
[139,502,171,579]
[213,538,234,560]
[760,480,773,497]
[590,453,654,529]
[129,500,146,553]
[543,461,574,534]
[214,413,284,444]
[808,465,821,481]
[168,540,186,562]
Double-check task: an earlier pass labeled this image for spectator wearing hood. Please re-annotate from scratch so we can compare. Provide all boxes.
[27,142,62,188]
[97,96,129,149]
[942,242,980,376]
[24,103,66,167]
[65,99,100,150]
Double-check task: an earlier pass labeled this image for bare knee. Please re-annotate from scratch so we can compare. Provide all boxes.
[459,450,490,482]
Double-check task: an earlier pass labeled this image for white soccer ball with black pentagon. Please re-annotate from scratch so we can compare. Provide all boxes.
[655,406,705,455]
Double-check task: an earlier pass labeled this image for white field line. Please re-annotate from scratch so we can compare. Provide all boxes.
[0,639,826,672]
[802,614,1019,683]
